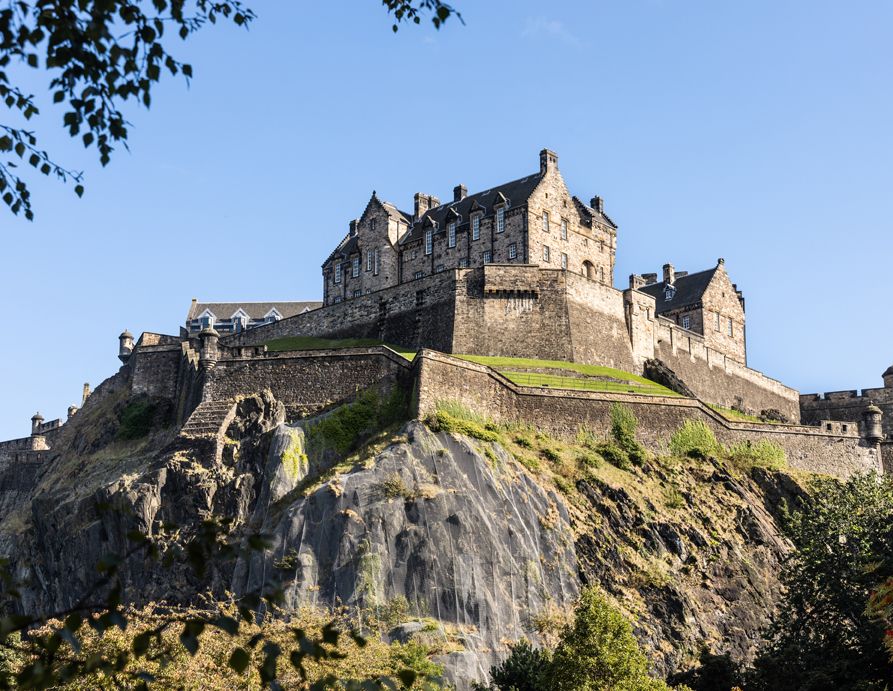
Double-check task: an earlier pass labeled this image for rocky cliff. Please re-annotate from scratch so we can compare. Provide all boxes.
[0,372,808,688]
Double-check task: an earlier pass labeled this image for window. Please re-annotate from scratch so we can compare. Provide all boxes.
[664,285,675,300]
[561,252,568,269]
[472,215,481,241]
[334,264,342,284]
[334,296,343,303]
[366,251,373,272]
[496,208,505,233]
[727,317,733,336]
[600,266,605,283]
[599,241,605,253]
[483,250,492,263]
[458,258,469,268]
[715,312,720,331]
[373,248,380,276]
[352,256,360,277]
[414,270,424,280]
[435,264,445,273]
[448,222,456,248]
[561,219,568,240]
[682,315,691,330]
[425,229,433,255]
[508,243,517,260]
[412,249,418,260]
[542,211,550,232]
[543,245,550,263]
[352,289,361,297]
[370,219,376,231]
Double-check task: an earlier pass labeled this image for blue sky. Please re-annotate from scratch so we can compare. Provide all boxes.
[1,0,891,440]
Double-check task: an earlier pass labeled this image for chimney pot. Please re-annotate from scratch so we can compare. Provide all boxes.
[453,184,467,202]
[539,148,558,173]
[591,196,604,213]
[349,219,358,237]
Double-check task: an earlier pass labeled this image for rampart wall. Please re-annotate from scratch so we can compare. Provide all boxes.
[203,347,413,417]
[653,318,800,421]
[413,351,879,480]
[801,387,893,439]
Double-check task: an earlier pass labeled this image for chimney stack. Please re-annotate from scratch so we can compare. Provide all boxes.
[663,263,675,286]
[413,193,440,220]
[453,184,467,202]
[82,383,91,406]
[539,148,558,174]
[591,196,604,213]
[349,219,358,237]
[629,274,647,290]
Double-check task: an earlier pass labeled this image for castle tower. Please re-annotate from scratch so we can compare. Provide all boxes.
[82,383,91,406]
[118,330,134,363]
[30,412,47,451]
[30,412,43,436]
[199,326,220,369]
[863,404,884,444]
[883,366,893,389]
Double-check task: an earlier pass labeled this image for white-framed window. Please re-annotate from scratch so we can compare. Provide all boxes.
[366,251,373,272]
[715,312,721,331]
[664,285,675,300]
[435,264,445,273]
[543,245,550,263]
[414,270,424,279]
[496,208,505,233]
[334,296,343,303]
[543,211,550,232]
[728,317,734,336]
[352,289,361,297]
[561,219,568,240]
[508,243,517,260]
[425,229,433,255]
[334,264,342,284]
[458,258,469,268]
[472,215,481,241]
[352,256,360,277]
[682,315,691,330]
[561,252,568,269]
[448,222,456,248]
[483,250,492,263]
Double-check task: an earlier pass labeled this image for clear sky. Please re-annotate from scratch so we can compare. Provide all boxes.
[1,0,891,440]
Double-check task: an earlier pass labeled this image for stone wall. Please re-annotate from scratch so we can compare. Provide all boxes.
[654,317,800,421]
[203,347,413,417]
[131,341,182,400]
[801,386,893,440]
[413,351,878,480]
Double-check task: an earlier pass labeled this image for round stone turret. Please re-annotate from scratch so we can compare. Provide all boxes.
[863,403,884,444]
[30,412,43,436]
[118,330,134,364]
[883,365,893,389]
[199,326,220,368]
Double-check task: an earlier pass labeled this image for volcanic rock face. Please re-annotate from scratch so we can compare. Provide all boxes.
[0,383,805,688]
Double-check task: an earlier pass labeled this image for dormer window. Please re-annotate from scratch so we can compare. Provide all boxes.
[472,215,481,241]
[448,222,456,248]
[425,229,433,255]
[496,207,505,233]
[664,285,675,301]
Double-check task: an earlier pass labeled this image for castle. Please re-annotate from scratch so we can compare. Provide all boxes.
[1,149,890,480]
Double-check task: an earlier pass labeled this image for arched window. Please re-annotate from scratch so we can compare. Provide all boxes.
[583,261,595,280]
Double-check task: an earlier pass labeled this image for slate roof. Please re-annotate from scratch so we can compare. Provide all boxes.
[324,233,359,266]
[638,268,718,315]
[399,172,546,245]
[572,196,617,230]
[187,300,322,322]
[381,201,413,225]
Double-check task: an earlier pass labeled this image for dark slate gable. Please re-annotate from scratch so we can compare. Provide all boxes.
[399,171,544,245]
[323,233,359,267]
[572,196,617,229]
[639,268,718,315]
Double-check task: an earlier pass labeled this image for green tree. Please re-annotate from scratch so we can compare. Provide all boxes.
[748,472,893,691]
[0,0,460,219]
[548,588,674,691]
[475,639,551,691]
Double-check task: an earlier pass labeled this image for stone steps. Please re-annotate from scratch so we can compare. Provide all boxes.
[180,400,238,439]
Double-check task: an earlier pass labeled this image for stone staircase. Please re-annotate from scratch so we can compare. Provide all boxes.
[180,400,238,440]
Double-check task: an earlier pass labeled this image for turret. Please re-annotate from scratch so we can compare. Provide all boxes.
[118,330,134,363]
[30,412,43,436]
[30,412,47,451]
[199,326,220,369]
[863,404,884,444]
[883,366,893,389]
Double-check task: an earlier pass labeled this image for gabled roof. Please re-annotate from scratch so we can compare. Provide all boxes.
[399,171,545,245]
[324,233,359,266]
[380,200,413,225]
[187,301,322,322]
[572,196,617,229]
[638,268,718,315]
[323,193,412,267]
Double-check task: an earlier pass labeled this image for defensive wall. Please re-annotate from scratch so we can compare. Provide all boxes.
[801,387,893,439]
[219,264,799,420]
[411,351,881,480]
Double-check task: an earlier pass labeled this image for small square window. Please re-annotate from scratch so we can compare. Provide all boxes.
[435,264,445,273]
[543,245,550,263]
[414,270,424,280]
[508,243,517,260]
[561,252,568,269]
[826,423,833,431]
[334,295,343,303]
[842,424,848,432]
[352,289,361,297]
[682,315,691,330]
[483,250,492,263]
[496,208,505,233]
[458,258,469,268]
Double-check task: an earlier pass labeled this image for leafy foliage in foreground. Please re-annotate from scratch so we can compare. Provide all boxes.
[748,472,893,691]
